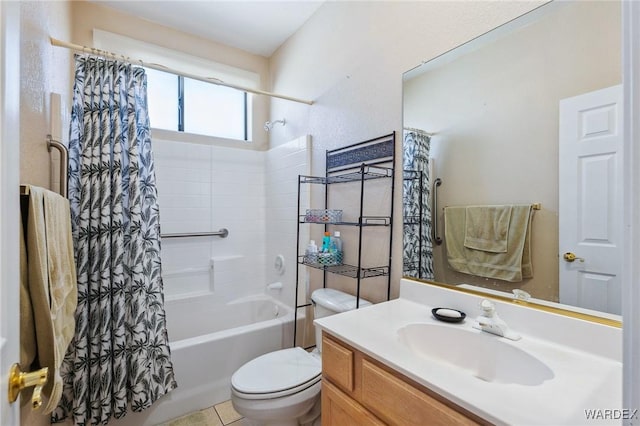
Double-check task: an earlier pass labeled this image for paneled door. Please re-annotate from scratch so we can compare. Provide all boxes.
[559,85,623,315]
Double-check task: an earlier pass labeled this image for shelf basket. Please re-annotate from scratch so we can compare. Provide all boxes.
[304,209,343,223]
[304,250,343,266]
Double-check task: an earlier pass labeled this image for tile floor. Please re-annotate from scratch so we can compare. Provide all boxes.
[159,400,249,426]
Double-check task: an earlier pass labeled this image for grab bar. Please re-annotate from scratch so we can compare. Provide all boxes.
[432,178,443,245]
[47,135,68,198]
[162,228,229,239]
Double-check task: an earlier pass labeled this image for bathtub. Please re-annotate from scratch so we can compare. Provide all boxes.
[111,293,295,426]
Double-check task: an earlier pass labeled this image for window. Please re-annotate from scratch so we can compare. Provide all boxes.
[93,30,257,141]
[146,68,180,131]
[145,67,250,141]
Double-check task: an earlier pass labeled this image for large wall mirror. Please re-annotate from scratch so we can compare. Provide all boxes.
[402,0,622,319]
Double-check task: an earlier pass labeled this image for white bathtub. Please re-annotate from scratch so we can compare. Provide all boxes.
[110,293,295,426]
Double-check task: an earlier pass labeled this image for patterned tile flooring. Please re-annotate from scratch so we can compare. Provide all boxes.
[159,400,249,426]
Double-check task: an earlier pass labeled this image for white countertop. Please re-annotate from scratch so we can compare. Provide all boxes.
[315,281,623,426]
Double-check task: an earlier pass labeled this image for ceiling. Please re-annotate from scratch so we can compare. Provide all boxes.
[90,1,325,57]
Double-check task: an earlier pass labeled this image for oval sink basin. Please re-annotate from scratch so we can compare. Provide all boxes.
[398,323,554,386]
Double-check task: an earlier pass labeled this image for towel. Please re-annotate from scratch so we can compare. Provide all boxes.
[463,205,512,253]
[445,204,534,282]
[20,185,77,413]
[20,213,36,375]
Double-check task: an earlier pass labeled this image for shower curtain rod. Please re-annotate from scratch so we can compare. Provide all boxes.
[403,127,436,136]
[50,37,314,106]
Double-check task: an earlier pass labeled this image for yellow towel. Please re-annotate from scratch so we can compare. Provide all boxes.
[21,185,77,413]
[445,204,533,282]
[463,205,512,253]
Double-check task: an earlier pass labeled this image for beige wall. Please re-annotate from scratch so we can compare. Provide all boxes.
[20,1,73,191]
[70,1,271,150]
[403,1,621,302]
[268,1,546,302]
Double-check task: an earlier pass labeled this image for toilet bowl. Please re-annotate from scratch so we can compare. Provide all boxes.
[230,288,371,426]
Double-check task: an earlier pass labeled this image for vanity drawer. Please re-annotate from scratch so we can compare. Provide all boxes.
[360,358,480,426]
[322,334,354,392]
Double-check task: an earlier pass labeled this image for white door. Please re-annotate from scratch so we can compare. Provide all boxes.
[559,85,623,315]
[0,2,21,424]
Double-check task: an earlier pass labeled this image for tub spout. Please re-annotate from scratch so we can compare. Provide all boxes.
[267,282,283,291]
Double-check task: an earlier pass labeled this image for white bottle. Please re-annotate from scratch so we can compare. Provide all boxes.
[330,231,343,264]
[305,240,318,264]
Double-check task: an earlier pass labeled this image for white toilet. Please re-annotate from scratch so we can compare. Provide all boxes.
[231,288,371,426]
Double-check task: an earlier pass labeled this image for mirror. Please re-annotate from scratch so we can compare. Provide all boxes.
[402,0,622,318]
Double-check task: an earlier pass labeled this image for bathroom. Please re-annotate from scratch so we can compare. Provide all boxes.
[2,0,640,425]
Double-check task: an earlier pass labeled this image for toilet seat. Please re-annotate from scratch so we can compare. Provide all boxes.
[231,347,321,400]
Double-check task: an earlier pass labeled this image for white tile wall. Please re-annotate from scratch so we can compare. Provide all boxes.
[154,137,268,301]
[153,136,309,303]
[265,136,312,312]
[154,140,213,234]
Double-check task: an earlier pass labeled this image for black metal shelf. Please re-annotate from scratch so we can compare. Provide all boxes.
[299,165,393,185]
[297,256,389,278]
[299,215,391,226]
[293,132,395,348]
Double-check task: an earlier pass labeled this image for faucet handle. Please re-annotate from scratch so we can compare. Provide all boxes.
[479,299,495,315]
[512,289,531,301]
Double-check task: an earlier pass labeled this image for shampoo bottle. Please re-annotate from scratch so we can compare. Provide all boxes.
[321,231,331,252]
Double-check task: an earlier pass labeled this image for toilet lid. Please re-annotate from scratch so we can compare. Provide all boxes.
[231,348,321,397]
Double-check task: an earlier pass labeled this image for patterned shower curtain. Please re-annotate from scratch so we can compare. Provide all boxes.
[403,130,434,280]
[52,56,177,425]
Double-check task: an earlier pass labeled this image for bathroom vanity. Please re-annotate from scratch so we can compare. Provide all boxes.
[315,278,622,425]
[321,333,484,425]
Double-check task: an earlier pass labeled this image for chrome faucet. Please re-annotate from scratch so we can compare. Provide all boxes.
[473,299,521,341]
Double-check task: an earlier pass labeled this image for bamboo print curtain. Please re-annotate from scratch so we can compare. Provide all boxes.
[403,130,434,280]
[53,56,177,425]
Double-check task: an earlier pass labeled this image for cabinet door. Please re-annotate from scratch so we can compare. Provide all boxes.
[322,380,384,426]
[360,359,480,426]
[322,335,354,392]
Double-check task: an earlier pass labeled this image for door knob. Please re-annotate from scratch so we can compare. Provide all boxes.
[563,252,585,263]
[7,363,48,409]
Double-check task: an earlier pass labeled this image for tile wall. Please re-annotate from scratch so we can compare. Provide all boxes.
[265,136,312,329]
[154,137,265,301]
[153,135,310,309]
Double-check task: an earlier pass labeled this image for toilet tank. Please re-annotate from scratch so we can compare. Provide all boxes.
[311,288,371,352]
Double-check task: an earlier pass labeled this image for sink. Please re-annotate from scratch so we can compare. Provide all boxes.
[397,323,554,386]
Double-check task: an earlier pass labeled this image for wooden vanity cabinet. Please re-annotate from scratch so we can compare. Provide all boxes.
[321,333,487,426]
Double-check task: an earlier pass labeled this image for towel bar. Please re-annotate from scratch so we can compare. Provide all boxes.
[47,135,68,198]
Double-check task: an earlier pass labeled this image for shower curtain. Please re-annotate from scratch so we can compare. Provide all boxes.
[403,130,434,280]
[52,56,177,425]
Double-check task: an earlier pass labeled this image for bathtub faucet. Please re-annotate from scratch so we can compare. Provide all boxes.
[267,282,283,291]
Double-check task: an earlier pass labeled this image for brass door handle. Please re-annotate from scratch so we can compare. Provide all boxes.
[563,252,585,263]
[8,363,48,410]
